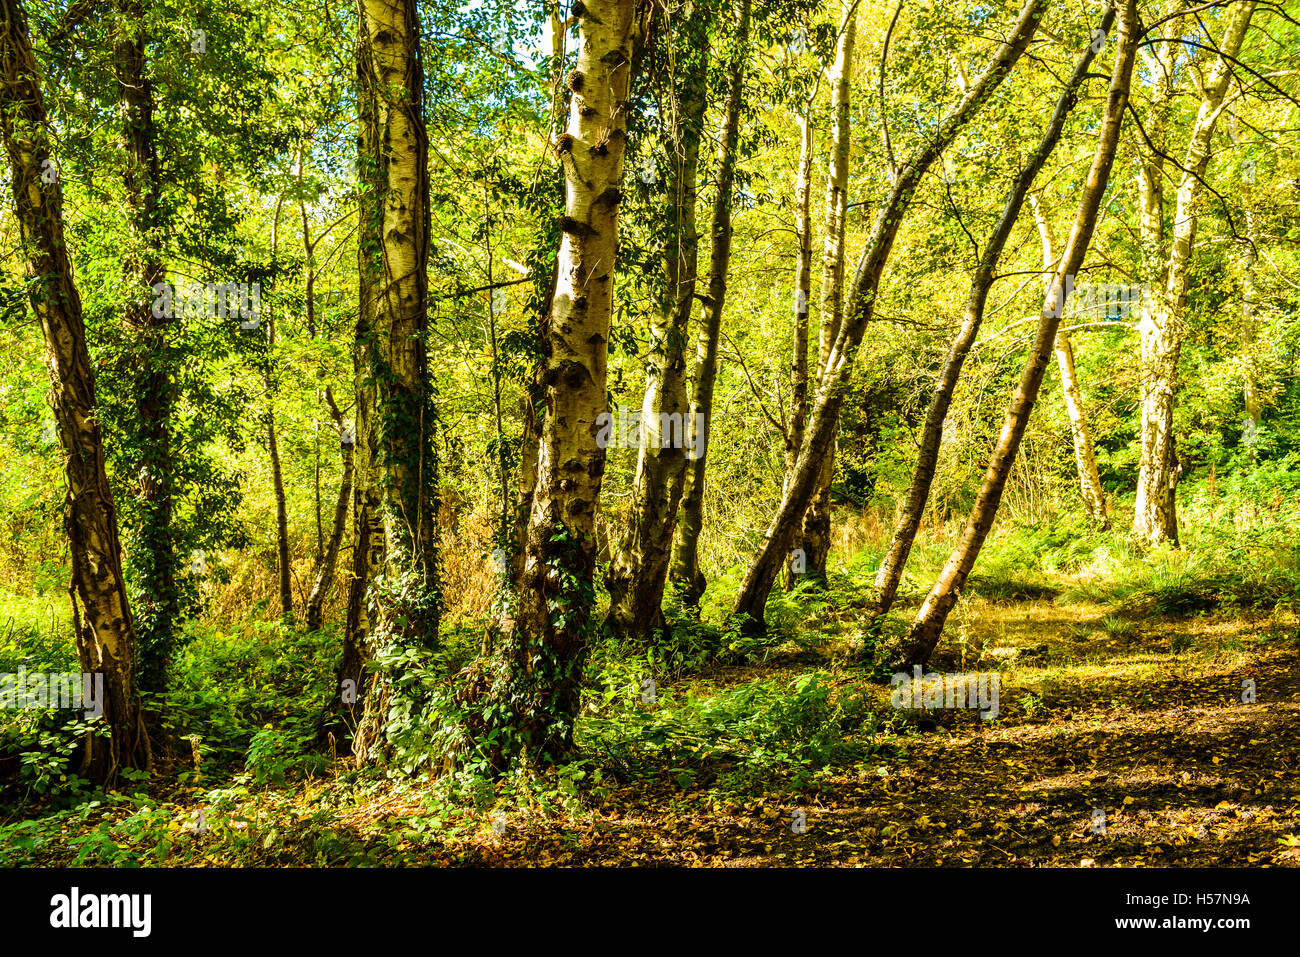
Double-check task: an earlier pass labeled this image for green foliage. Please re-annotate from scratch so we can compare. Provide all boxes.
[580,671,876,793]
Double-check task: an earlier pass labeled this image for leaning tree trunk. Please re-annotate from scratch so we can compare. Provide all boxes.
[731,0,1045,631]
[482,0,638,766]
[1134,1,1255,547]
[0,0,151,783]
[868,19,1112,620]
[351,0,441,766]
[780,94,816,592]
[604,11,709,643]
[898,0,1140,669]
[306,388,353,631]
[669,0,752,611]
[1029,193,1108,526]
[797,0,855,587]
[113,0,178,699]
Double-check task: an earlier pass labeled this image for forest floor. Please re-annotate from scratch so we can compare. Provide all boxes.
[7,590,1300,867]
[443,600,1300,867]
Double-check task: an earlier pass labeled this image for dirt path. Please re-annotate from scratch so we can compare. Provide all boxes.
[464,602,1300,867]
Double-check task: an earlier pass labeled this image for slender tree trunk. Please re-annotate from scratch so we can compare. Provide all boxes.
[731,0,1045,631]
[781,101,817,594]
[269,414,292,614]
[1054,330,1108,523]
[1240,205,1261,426]
[112,0,177,699]
[605,13,709,642]
[264,198,293,617]
[669,0,751,611]
[485,0,638,765]
[797,1,855,586]
[352,0,440,765]
[869,22,1111,619]
[306,389,353,631]
[1134,1,1255,547]
[898,0,1140,668]
[510,257,555,584]
[1030,193,1108,526]
[0,0,151,782]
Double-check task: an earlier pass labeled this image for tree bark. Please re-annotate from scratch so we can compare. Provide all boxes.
[869,20,1111,619]
[604,10,709,642]
[780,96,817,593]
[669,0,751,611]
[1134,1,1255,547]
[1240,205,1261,426]
[482,0,638,765]
[112,0,178,699]
[0,0,151,783]
[306,389,353,631]
[731,0,1046,631]
[898,0,1140,668]
[1029,193,1108,526]
[351,0,440,766]
[797,1,856,586]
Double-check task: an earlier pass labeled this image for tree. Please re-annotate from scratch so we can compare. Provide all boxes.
[605,3,711,643]
[1133,0,1257,547]
[111,0,179,698]
[797,0,856,587]
[350,0,442,765]
[670,0,752,611]
[869,11,1114,619]
[481,0,640,766]
[0,0,151,782]
[898,0,1141,669]
[731,0,1045,632]
[1030,192,1108,526]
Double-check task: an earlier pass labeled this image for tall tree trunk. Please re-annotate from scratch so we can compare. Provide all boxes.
[1030,193,1108,526]
[669,0,751,611]
[604,12,709,642]
[1240,205,1261,427]
[113,0,177,699]
[1134,1,1255,547]
[899,0,1140,668]
[0,0,151,782]
[731,0,1045,631]
[797,0,855,586]
[306,390,354,631]
[268,411,292,614]
[351,0,440,766]
[869,20,1111,619]
[484,0,638,766]
[780,97,817,593]
[264,197,293,617]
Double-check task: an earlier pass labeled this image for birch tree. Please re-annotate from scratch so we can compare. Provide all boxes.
[797,0,856,586]
[1030,192,1108,526]
[670,0,751,611]
[1133,1,1256,546]
[351,0,441,765]
[899,0,1141,668]
[0,0,152,782]
[605,5,710,642]
[731,0,1045,631]
[869,15,1113,619]
[483,0,640,764]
